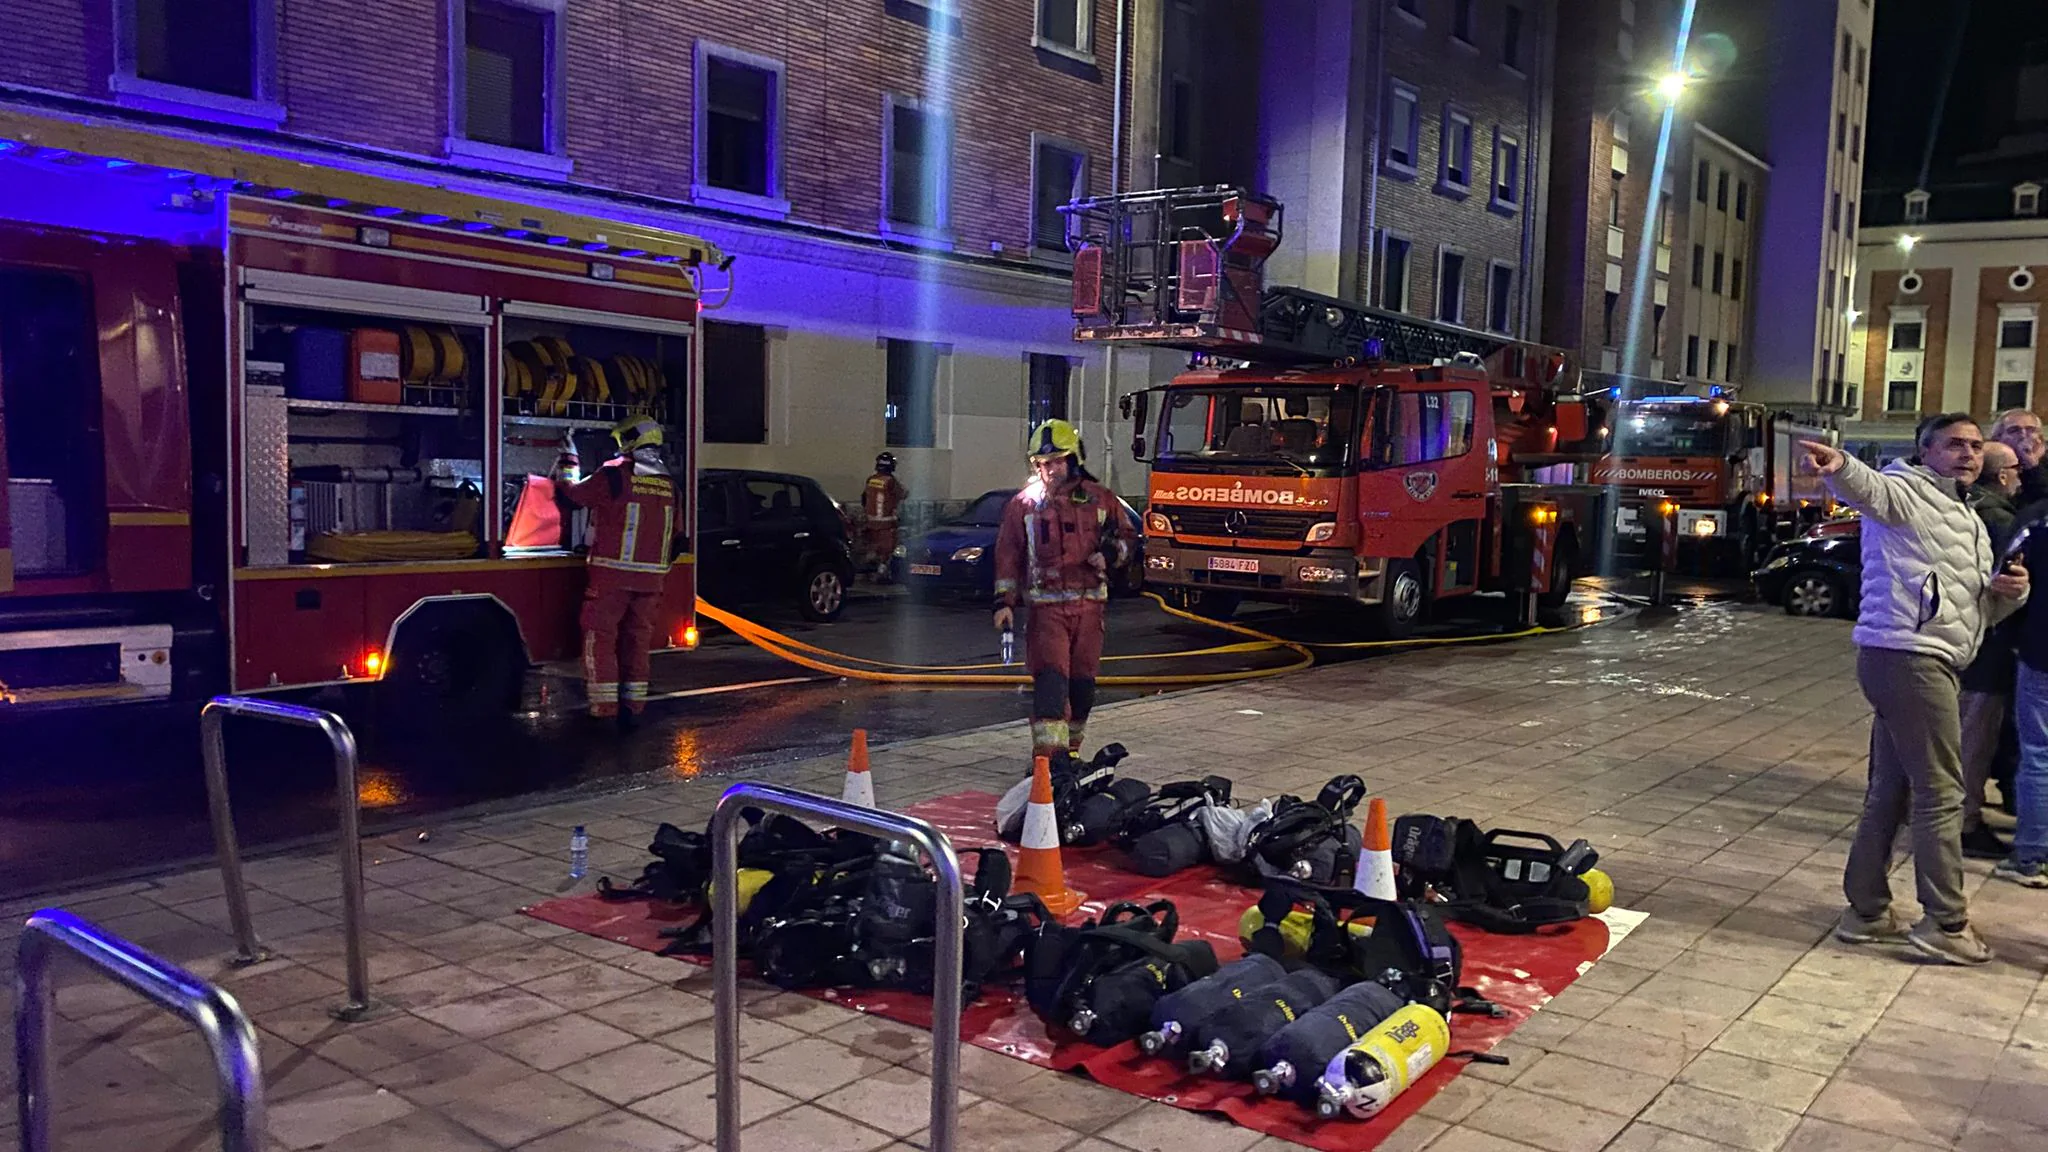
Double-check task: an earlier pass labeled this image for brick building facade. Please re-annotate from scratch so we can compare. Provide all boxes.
[0,0,1137,502]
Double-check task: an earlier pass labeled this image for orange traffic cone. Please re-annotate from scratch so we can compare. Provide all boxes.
[842,729,876,809]
[1015,755,1084,917]
[1355,797,1397,900]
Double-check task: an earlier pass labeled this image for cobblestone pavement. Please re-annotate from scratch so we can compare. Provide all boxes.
[5,602,2046,1152]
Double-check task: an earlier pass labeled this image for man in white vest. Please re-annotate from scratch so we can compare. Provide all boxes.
[1800,415,2029,966]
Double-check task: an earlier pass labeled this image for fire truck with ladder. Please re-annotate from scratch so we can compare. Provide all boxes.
[1586,383,1837,572]
[0,104,721,715]
[1063,186,1618,636]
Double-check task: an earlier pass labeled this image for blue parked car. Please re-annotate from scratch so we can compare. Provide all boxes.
[897,489,1146,600]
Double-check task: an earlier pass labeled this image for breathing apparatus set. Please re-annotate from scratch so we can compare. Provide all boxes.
[1390,817,1612,932]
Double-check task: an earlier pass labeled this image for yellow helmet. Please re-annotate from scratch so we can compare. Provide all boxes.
[612,416,664,453]
[1028,419,1084,463]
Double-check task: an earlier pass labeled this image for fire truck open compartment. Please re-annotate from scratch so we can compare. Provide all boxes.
[0,104,723,710]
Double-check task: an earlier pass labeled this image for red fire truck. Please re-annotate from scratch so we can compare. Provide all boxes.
[1065,187,1610,636]
[1589,389,1835,571]
[0,106,720,714]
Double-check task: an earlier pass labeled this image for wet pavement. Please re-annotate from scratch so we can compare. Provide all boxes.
[0,581,1680,898]
[5,595,2043,1152]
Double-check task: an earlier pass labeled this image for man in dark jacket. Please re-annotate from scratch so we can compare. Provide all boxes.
[1961,441,2023,858]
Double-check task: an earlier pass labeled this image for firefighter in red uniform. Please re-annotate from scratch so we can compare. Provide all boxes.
[992,420,1133,762]
[862,452,909,580]
[558,416,677,726]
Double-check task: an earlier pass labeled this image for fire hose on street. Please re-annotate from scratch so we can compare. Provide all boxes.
[693,592,1608,689]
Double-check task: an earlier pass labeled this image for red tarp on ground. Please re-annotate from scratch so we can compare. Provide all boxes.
[523,791,1616,1152]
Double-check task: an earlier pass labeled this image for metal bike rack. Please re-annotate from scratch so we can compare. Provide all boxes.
[710,783,963,1152]
[201,696,371,1020]
[16,908,265,1152]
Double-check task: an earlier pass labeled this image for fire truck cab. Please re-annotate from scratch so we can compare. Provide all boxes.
[0,106,720,715]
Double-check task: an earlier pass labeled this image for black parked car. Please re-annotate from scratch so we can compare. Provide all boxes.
[897,489,1146,600]
[1752,516,1860,617]
[697,469,857,622]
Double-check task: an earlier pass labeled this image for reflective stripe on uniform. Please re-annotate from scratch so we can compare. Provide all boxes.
[621,503,641,566]
[1030,718,1069,751]
[622,681,651,701]
[592,555,671,573]
[587,683,620,702]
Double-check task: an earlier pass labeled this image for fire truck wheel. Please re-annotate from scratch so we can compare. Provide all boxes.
[1368,559,1425,640]
[800,559,851,623]
[381,604,523,721]
[1537,538,1578,615]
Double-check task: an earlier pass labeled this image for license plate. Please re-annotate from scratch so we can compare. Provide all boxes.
[1208,556,1260,574]
[908,564,942,576]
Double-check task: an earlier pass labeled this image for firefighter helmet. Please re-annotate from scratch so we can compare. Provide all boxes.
[875,452,897,474]
[1028,419,1085,463]
[612,416,664,453]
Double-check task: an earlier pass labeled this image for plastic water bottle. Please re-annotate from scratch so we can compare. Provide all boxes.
[569,826,588,880]
[1002,628,1015,665]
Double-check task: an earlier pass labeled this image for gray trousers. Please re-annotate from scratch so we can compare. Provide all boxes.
[1959,688,2008,830]
[1846,646,1969,927]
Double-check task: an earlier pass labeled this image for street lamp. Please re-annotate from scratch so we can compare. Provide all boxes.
[1656,72,1689,104]
[1846,308,1862,324]
[1897,234,1920,256]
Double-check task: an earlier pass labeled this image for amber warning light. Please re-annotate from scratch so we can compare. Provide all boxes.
[362,650,384,677]
[679,625,701,650]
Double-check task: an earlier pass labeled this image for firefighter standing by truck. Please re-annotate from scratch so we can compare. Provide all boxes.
[862,452,909,580]
[557,417,678,726]
[992,420,1133,762]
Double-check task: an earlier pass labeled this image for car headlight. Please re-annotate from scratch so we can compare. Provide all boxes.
[950,546,985,563]
[1146,511,1172,534]
[1305,521,1338,544]
[892,544,908,557]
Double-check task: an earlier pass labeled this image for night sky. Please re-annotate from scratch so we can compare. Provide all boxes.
[1863,0,2048,187]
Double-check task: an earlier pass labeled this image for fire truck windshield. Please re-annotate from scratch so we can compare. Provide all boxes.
[1620,407,1730,456]
[1155,385,1361,474]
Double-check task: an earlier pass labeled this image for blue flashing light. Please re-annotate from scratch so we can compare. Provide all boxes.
[502,228,531,239]
[1364,338,1386,359]
[418,213,451,225]
[104,159,132,170]
[368,205,404,217]
[462,220,493,231]
[546,235,571,246]
[325,197,349,208]
[270,187,297,198]
[620,248,647,258]
[1638,395,1707,404]
[581,240,608,252]
[652,254,680,263]
[1610,386,1623,397]
[1709,385,1724,397]
[0,141,19,152]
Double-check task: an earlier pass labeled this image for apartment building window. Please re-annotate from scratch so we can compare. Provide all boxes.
[1830,192,1841,234]
[1602,292,1619,347]
[1492,132,1521,209]
[1840,29,1851,73]
[885,339,939,448]
[2018,183,2043,217]
[1686,335,1700,376]
[1886,381,1920,413]
[1165,77,1194,162]
[1696,160,1710,201]
[1905,189,1930,223]
[1712,252,1725,295]
[1440,107,1474,191]
[1608,179,1624,228]
[1847,200,1857,236]
[1716,171,1729,211]
[1438,250,1467,323]
[118,0,277,113]
[1730,257,1744,301]
[885,99,950,232]
[1382,234,1413,312]
[1691,244,1705,289]
[1386,82,1421,171]
[1727,342,1738,375]
[1892,320,1924,351]
[1031,137,1087,251]
[697,47,782,204]
[1998,378,2031,412]
[2002,315,2037,350]
[1707,339,1720,379]
[703,321,769,444]
[1027,353,1071,426]
[1035,0,1094,55]
[1852,123,1862,161]
[1502,6,1525,70]
[1487,264,1515,332]
[1735,180,1749,221]
[1452,0,1475,44]
[1856,43,1867,85]
[457,0,562,157]
[1657,192,1673,244]
[1824,269,1835,308]
[1836,112,1847,152]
